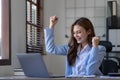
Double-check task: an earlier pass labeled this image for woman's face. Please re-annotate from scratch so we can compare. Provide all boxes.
[73,25,90,44]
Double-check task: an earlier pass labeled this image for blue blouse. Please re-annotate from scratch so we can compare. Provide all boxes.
[44,27,106,77]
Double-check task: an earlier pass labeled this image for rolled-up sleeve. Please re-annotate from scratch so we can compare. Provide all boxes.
[44,27,69,55]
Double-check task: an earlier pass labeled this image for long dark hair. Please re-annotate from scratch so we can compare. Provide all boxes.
[67,17,95,66]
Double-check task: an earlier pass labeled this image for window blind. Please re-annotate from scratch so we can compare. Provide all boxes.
[26,0,44,54]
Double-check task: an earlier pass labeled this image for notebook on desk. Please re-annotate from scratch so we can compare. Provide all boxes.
[17,53,64,78]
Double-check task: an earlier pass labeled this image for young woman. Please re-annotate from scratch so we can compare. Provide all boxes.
[44,16,106,77]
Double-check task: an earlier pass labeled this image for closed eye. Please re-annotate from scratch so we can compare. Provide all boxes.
[73,31,81,34]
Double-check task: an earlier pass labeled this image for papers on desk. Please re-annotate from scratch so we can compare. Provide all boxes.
[67,75,96,78]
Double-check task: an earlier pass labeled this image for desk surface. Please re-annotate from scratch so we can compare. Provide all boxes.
[1,76,120,80]
[12,69,120,80]
[0,71,119,80]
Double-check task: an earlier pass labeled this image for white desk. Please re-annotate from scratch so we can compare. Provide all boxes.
[0,70,119,80]
[0,76,120,80]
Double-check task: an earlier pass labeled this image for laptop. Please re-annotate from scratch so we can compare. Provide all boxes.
[17,53,64,78]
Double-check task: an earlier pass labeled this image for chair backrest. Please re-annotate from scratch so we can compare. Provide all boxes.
[99,41,119,75]
[100,59,118,75]
[99,41,112,52]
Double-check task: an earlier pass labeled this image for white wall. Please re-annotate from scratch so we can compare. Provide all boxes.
[44,0,67,75]
[11,0,26,68]
[0,0,26,76]
[44,0,67,44]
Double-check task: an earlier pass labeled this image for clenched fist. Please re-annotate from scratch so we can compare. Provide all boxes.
[49,16,58,29]
[92,37,100,47]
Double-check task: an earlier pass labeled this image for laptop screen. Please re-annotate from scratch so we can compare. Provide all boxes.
[17,53,49,78]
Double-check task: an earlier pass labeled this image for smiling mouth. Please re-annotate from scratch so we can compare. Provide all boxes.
[76,38,81,41]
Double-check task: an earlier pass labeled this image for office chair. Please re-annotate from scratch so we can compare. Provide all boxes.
[99,41,119,75]
[99,41,112,54]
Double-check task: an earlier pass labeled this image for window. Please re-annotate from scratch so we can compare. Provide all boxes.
[0,0,11,65]
[26,0,44,54]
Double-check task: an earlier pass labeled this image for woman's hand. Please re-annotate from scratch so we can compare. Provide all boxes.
[49,16,58,29]
[92,37,100,47]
